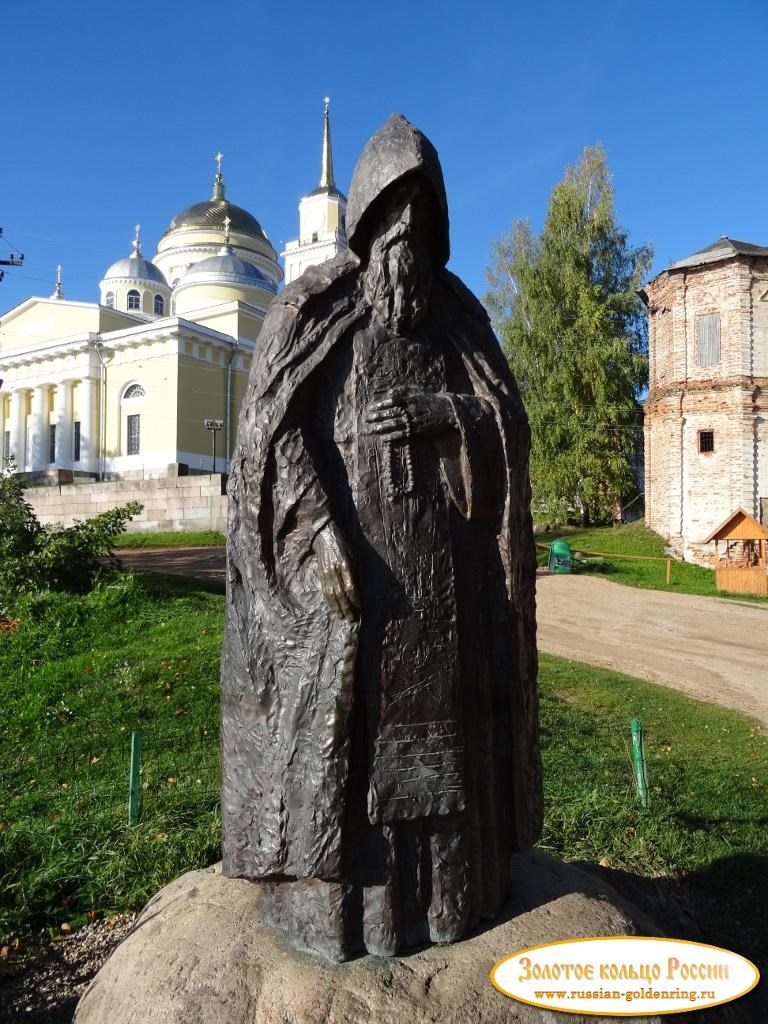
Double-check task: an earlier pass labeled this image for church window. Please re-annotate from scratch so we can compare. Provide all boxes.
[49,424,56,464]
[73,421,81,462]
[123,383,146,400]
[696,313,721,367]
[127,289,141,311]
[105,291,115,308]
[154,294,165,316]
[127,414,141,455]
[699,430,715,454]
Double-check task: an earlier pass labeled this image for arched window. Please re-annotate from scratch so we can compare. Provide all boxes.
[105,291,115,308]
[123,383,146,400]
[154,294,165,316]
[127,289,141,311]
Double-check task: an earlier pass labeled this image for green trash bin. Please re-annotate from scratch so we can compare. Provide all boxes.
[548,539,573,574]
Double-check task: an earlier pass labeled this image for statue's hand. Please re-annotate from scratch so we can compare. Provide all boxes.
[313,522,360,622]
[365,387,457,441]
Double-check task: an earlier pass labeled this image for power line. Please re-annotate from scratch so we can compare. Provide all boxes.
[3,227,130,257]
[0,228,24,255]
[11,273,57,286]
[0,227,24,282]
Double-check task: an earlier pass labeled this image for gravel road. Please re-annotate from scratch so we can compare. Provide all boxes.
[536,572,768,727]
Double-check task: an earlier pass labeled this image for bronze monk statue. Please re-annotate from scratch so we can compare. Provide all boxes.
[220,114,542,961]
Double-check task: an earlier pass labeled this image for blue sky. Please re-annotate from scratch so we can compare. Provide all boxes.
[2,0,766,315]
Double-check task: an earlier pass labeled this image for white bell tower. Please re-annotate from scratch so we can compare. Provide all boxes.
[282,98,348,285]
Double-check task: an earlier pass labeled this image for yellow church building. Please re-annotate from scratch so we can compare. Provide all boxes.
[0,102,346,481]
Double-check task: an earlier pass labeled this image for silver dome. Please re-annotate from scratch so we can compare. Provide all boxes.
[177,247,277,294]
[103,253,168,286]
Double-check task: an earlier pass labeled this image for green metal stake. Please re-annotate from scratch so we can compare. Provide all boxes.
[128,730,142,825]
[630,719,649,807]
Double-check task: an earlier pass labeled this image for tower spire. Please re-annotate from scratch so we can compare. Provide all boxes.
[320,97,335,190]
[212,152,225,200]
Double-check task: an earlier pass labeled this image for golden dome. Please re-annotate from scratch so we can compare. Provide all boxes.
[162,198,269,245]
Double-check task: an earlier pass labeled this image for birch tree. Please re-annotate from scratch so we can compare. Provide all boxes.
[485,144,652,525]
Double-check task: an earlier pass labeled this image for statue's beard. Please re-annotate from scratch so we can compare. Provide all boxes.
[364,235,432,334]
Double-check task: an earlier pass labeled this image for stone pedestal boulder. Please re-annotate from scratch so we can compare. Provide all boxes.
[74,850,747,1024]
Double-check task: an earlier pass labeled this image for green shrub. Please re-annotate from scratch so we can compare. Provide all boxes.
[0,463,142,604]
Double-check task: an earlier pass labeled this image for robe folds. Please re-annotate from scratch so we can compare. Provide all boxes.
[220,251,543,936]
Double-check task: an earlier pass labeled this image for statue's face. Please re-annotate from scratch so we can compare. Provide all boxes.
[363,179,435,333]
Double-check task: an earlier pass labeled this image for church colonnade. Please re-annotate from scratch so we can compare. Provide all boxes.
[1,378,99,473]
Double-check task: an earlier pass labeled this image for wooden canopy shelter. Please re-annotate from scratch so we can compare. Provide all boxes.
[703,508,768,595]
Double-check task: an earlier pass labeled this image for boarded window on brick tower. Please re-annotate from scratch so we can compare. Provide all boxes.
[699,429,715,453]
[696,313,721,367]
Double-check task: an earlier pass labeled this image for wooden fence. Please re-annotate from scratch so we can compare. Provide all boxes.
[715,567,768,596]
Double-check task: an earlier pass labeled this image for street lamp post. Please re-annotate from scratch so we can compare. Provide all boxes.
[204,418,223,474]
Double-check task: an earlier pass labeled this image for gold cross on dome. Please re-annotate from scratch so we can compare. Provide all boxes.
[223,215,231,244]
[216,152,223,174]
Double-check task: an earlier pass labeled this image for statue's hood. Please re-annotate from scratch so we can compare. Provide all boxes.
[345,114,450,267]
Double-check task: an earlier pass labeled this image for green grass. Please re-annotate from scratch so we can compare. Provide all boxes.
[538,520,768,601]
[538,653,767,969]
[1,574,766,982]
[0,573,222,942]
[111,530,225,549]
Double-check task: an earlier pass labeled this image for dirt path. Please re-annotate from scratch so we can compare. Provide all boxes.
[115,546,226,584]
[536,573,768,727]
[117,547,768,727]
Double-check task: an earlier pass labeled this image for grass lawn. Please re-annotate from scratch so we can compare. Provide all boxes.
[539,653,767,970]
[1,573,765,982]
[0,574,222,944]
[112,530,225,549]
[538,519,768,601]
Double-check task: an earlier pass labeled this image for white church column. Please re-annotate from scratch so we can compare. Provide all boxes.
[30,384,50,471]
[8,390,26,468]
[54,380,73,468]
[79,377,99,474]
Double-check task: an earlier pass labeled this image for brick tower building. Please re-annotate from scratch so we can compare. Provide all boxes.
[644,237,768,564]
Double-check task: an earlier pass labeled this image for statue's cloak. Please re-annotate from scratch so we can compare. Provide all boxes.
[221,114,541,885]
[221,252,542,881]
